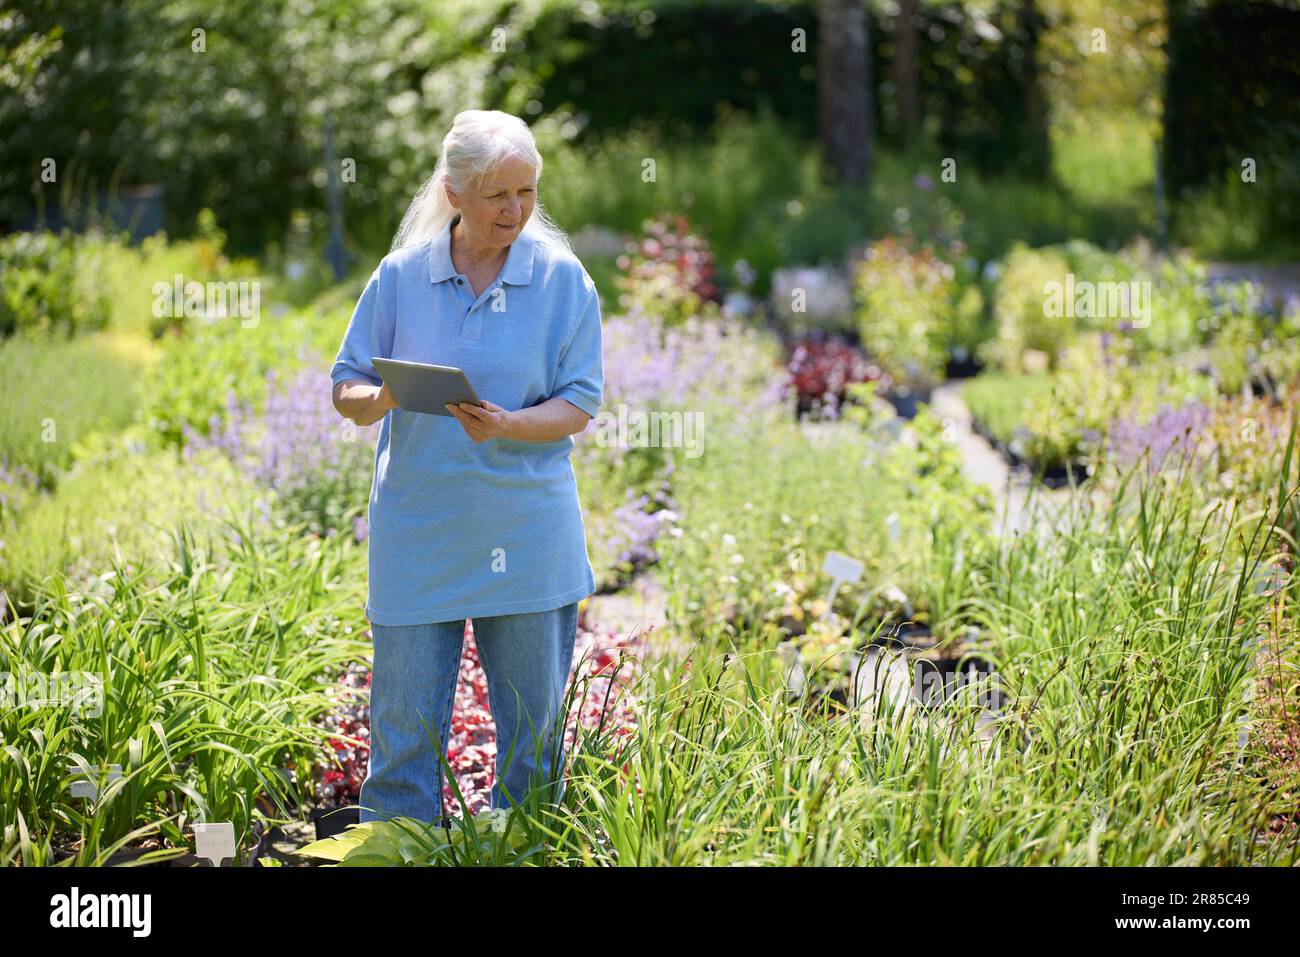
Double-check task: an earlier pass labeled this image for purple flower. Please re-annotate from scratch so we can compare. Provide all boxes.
[184,358,380,534]
[1108,401,1212,476]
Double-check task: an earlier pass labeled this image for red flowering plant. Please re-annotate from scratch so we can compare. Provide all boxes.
[785,333,885,420]
[309,613,648,820]
[616,212,723,327]
[312,662,372,808]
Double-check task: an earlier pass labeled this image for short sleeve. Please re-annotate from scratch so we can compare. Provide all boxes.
[330,263,393,388]
[551,286,604,418]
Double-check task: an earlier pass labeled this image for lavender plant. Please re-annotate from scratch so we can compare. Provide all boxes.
[1108,400,1214,476]
[183,364,379,538]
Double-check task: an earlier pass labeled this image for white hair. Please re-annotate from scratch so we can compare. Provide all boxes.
[389,109,572,255]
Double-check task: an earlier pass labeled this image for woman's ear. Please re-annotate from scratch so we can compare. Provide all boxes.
[443,180,459,209]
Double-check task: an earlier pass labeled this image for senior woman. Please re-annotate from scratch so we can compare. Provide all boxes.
[331,110,604,827]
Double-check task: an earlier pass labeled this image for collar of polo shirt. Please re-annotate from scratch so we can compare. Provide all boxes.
[428,212,536,287]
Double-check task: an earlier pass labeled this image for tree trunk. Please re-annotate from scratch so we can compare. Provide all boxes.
[817,0,873,186]
[893,0,919,144]
[1016,0,1051,180]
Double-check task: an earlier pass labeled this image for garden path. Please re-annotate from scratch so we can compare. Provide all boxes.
[584,572,671,658]
[929,382,1034,534]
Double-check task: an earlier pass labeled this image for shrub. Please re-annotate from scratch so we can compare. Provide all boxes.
[0,216,259,342]
[182,364,379,538]
[984,243,1075,373]
[785,335,882,418]
[614,212,722,327]
[1207,286,1300,396]
[853,237,958,388]
[0,230,113,338]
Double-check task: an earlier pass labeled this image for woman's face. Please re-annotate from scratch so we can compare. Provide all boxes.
[446,154,537,250]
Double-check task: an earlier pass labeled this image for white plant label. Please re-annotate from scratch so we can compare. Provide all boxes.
[822,551,864,616]
[71,764,122,800]
[193,822,237,867]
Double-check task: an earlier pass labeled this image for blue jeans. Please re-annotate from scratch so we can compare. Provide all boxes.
[358,602,579,826]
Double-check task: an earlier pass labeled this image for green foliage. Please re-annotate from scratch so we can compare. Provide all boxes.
[144,288,352,449]
[963,371,1056,451]
[0,442,269,600]
[986,243,1075,373]
[0,332,154,487]
[0,215,256,342]
[659,413,994,642]
[0,515,369,865]
[542,105,816,296]
[554,431,1299,865]
[965,333,1224,473]
[1173,158,1300,262]
[1164,0,1300,256]
[1051,111,1158,208]
[984,240,1227,374]
[0,231,114,338]
[852,237,960,388]
[1208,293,1300,396]
[295,809,534,866]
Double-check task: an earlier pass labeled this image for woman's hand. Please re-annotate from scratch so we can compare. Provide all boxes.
[445,398,513,443]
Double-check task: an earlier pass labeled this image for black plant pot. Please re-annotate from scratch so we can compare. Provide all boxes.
[913,656,1001,711]
[312,805,361,840]
[96,845,202,867]
[794,391,851,421]
[867,620,935,652]
[944,353,985,380]
[884,383,933,419]
[778,614,807,638]
[1033,459,1090,488]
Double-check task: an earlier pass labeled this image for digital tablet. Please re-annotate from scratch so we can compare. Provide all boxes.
[371,357,481,416]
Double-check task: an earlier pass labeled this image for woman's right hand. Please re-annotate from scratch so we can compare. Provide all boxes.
[377,381,399,412]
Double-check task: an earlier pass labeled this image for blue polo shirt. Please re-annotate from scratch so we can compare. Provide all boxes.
[330,215,604,625]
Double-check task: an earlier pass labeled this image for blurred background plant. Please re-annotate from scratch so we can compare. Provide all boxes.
[614,211,722,327]
[852,237,961,390]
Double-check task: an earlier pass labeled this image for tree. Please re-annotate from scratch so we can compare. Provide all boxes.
[892,0,920,144]
[816,0,873,186]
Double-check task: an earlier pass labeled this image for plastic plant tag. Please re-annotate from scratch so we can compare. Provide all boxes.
[886,512,901,542]
[821,551,864,617]
[70,764,122,800]
[1252,562,1287,595]
[193,822,237,867]
[1236,635,1264,755]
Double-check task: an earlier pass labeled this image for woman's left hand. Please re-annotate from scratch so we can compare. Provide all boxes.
[445,398,514,443]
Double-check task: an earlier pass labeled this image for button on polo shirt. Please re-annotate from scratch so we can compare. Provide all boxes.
[330,215,605,625]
